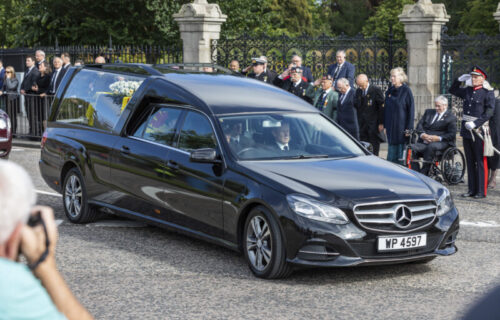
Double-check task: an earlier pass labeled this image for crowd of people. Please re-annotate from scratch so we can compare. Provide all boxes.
[0,51,99,137]
[228,52,500,198]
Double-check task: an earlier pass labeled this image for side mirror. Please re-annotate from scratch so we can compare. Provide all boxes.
[360,141,373,153]
[190,148,221,164]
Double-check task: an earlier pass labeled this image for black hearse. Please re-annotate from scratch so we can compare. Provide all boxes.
[40,64,459,278]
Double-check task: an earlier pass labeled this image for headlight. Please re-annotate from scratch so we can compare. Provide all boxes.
[0,118,6,130]
[287,194,349,224]
[436,188,453,217]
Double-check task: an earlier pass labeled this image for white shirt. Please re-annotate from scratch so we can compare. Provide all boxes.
[340,87,351,104]
[276,142,289,151]
[363,84,370,96]
[293,79,302,87]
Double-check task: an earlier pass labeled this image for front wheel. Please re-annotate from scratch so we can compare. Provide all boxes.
[243,206,292,279]
[62,168,99,223]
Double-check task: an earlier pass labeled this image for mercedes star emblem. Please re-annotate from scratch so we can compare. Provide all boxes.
[394,204,412,228]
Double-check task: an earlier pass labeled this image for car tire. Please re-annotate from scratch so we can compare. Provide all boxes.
[243,206,292,279]
[62,168,100,223]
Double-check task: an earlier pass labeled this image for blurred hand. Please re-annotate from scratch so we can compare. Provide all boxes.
[20,89,25,94]
[313,79,321,86]
[31,85,38,92]
[378,124,384,132]
[40,93,46,97]
[20,206,58,267]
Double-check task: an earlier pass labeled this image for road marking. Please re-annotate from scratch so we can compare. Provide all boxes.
[36,189,62,197]
[460,220,500,228]
[11,148,25,151]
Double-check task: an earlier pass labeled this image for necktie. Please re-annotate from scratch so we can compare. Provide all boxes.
[51,70,59,93]
[340,94,345,104]
[283,145,289,151]
[334,65,341,79]
[316,92,327,110]
[431,113,440,125]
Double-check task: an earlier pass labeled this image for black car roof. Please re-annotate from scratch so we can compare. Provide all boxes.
[161,73,317,115]
[81,63,317,115]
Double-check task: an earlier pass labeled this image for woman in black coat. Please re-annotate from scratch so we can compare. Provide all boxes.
[487,96,500,188]
[31,61,52,136]
[384,67,415,164]
[1,66,19,134]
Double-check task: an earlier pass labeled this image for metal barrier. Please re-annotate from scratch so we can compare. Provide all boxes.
[0,93,54,139]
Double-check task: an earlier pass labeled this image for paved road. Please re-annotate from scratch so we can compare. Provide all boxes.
[9,146,500,320]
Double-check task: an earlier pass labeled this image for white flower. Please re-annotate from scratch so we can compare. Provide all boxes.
[109,80,143,96]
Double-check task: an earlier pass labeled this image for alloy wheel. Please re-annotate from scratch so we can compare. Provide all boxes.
[246,215,273,271]
[64,174,82,218]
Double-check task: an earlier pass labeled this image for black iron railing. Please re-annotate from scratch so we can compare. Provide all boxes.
[212,30,407,90]
[440,28,500,93]
[0,93,54,138]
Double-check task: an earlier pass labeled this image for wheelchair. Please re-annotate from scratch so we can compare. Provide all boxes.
[401,129,465,185]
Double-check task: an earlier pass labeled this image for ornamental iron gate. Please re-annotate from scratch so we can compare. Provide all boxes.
[212,31,407,90]
[440,28,500,94]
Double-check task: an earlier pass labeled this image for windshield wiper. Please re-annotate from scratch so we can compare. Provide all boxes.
[287,154,330,159]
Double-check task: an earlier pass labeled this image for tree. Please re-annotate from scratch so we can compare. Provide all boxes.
[362,0,414,39]
[433,0,468,35]
[457,0,498,35]
[318,0,376,36]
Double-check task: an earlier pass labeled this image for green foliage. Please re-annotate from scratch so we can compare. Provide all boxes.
[433,0,468,35]
[214,0,274,37]
[362,0,414,39]
[457,0,498,35]
[317,0,375,36]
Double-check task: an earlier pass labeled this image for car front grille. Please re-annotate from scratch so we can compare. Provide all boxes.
[353,199,437,233]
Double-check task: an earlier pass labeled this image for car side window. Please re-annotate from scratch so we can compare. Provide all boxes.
[132,107,182,146]
[178,111,217,151]
[56,69,144,131]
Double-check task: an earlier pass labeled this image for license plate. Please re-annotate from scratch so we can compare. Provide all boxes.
[377,233,427,251]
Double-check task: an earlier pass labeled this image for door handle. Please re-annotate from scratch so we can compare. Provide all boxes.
[120,145,130,155]
[167,159,179,170]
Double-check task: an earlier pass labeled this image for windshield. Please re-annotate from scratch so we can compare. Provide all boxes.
[218,113,366,160]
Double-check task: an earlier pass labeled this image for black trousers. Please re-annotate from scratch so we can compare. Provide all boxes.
[463,137,487,196]
[359,120,380,156]
[412,141,448,175]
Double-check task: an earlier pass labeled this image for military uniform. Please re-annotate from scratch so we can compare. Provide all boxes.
[449,67,495,198]
[273,70,312,103]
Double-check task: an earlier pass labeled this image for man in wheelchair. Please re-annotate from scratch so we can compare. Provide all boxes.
[411,95,457,175]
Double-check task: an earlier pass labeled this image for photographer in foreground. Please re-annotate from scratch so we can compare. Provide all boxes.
[0,160,93,320]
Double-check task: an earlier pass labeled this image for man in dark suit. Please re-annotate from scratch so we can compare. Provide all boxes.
[35,50,45,69]
[61,52,71,70]
[354,74,385,155]
[225,120,253,153]
[0,60,5,91]
[412,95,457,175]
[270,122,299,152]
[48,57,67,95]
[336,78,359,140]
[327,50,355,89]
[20,56,41,136]
[246,57,277,85]
[273,67,312,103]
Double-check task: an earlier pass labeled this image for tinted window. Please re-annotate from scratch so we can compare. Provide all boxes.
[178,111,216,151]
[132,107,182,146]
[56,69,144,130]
[218,113,365,160]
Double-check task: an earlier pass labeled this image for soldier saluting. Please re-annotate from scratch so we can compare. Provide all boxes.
[449,66,495,199]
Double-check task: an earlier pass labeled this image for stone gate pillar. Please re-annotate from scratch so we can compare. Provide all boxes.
[399,0,449,114]
[494,3,500,31]
[173,0,227,64]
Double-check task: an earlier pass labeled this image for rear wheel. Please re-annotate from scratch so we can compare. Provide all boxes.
[441,148,465,185]
[62,168,100,223]
[243,206,292,279]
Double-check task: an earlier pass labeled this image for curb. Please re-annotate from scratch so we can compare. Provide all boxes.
[12,138,41,149]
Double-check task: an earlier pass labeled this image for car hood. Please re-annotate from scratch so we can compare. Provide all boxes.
[241,155,435,204]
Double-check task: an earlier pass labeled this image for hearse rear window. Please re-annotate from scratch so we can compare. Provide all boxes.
[55,69,144,131]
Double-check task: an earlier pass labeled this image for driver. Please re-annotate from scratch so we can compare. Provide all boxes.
[271,122,297,151]
[411,95,457,175]
[225,120,253,152]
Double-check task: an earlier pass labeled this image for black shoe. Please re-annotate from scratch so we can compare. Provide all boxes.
[474,194,486,199]
[461,192,476,197]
